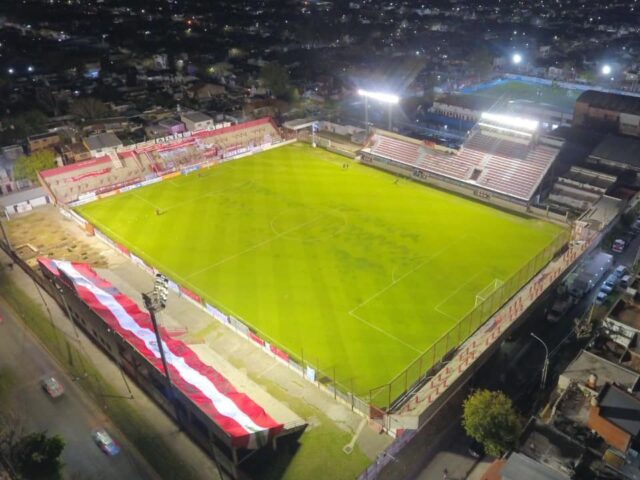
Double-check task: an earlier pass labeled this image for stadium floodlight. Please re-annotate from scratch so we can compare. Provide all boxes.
[357,89,400,104]
[601,64,612,76]
[358,89,400,132]
[512,53,523,65]
[480,112,539,132]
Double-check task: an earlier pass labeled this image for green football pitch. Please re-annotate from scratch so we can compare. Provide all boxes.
[77,143,564,395]
[469,80,581,113]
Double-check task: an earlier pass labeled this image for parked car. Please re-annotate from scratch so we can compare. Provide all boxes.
[41,376,64,399]
[621,275,632,289]
[604,273,619,288]
[595,291,608,305]
[468,439,485,458]
[600,284,614,294]
[612,239,626,253]
[614,265,629,278]
[92,429,120,456]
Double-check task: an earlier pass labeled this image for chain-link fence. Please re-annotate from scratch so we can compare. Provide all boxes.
[369,229,570,410]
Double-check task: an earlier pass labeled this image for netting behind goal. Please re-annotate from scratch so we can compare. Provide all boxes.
[475,279,504,307]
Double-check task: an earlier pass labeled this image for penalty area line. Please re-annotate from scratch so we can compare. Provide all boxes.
[348,311,422,354]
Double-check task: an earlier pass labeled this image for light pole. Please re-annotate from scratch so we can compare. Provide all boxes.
[358,89,400,133]
[142,274,180,424]
[530,333,549,389]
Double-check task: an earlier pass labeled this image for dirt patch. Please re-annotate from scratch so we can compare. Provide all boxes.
[2,206,111,268]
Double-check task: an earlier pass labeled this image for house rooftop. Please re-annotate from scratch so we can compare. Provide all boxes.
[577,90,640,116]
[0,187,47,207]
[501,452,571,480]
[560,349,640,393]
[181,111,212,123]
[608,298,640,333]
[519,420,583,476]
[589,134,640,169]
[84,132,122,151]
[598,383,640,437]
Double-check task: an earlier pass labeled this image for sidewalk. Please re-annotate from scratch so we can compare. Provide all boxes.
[0,249,223,480]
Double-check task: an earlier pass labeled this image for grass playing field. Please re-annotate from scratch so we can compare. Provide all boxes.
[467,80,581,113]
[77,143,565,395]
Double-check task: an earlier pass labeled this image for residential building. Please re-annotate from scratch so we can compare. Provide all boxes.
[83,132,123,157]
[27,132,60,153]
[574,90,640,138]
[180,111,213,132]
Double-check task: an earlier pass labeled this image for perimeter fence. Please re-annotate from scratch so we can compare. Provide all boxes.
[369,228,570,410]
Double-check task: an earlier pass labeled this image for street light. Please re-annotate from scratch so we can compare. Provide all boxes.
[530,333,549,389]
[601,64,612,76]
[358,89,400,132]
[512,53,523,65]
[142,273,180,424]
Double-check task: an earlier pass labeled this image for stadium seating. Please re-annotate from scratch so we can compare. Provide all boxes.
[365,128,558,202]
[39,118,283,204]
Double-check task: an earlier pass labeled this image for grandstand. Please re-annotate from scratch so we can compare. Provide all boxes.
[39,117,283,204]
[361,112,560,203]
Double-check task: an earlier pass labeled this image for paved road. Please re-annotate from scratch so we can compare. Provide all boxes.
[0,300,157,480]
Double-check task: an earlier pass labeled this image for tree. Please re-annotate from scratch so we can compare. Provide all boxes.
[462,389,522,457]
[68,97,110,121]
[13,150,57,182]
[1,110,48,144]
[14,431,65,479]
[260,62,291,99]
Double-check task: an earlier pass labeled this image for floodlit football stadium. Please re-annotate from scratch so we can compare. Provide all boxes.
[32,112,579,477]
[66,131,565,399]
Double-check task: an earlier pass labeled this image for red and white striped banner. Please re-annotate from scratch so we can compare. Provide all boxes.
[38,258,282,449]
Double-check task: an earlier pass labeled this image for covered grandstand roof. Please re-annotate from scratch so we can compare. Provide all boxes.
[38,258,283,449]
[577,90,640,115]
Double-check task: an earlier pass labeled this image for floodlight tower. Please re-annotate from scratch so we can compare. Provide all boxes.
[358,89,400,132]
[142,273,180,423]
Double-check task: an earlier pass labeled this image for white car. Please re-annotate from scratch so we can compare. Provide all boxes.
[41,376,64,399]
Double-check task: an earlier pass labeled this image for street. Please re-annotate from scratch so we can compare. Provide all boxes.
[0,300,157,480]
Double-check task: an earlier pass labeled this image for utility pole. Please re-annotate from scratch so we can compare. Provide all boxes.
[530,333,549,390]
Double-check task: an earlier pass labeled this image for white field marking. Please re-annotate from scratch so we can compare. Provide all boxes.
[433,268,490,317]
[349,235,471,316]
[97,209,424,373]
[92,221,187,287]
[269,208,349,242]
[163,180,254,213]
[255,362,279,379]
[132,192,162,210]
[343,418,368,454]
[433,305,457,321]
[349,311,422,353]
[186,209,345,280]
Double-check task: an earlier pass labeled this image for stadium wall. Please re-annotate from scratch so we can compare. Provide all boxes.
[65,139,296,209]
[360,153,570,226]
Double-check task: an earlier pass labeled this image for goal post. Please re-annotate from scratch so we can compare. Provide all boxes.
[475,279,504,307]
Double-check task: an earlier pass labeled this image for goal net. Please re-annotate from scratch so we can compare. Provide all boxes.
[475,279,504,307]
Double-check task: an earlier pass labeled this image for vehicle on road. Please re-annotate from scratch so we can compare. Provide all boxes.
[41,376,64,399]
[546,288,576,323]
[600,284,614,295]
[468,439,485,458]
[612,239,626,253]
[595,291,608,305]
[568,252,613,298]
[92,429,120,456]
[614,265,629,278]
